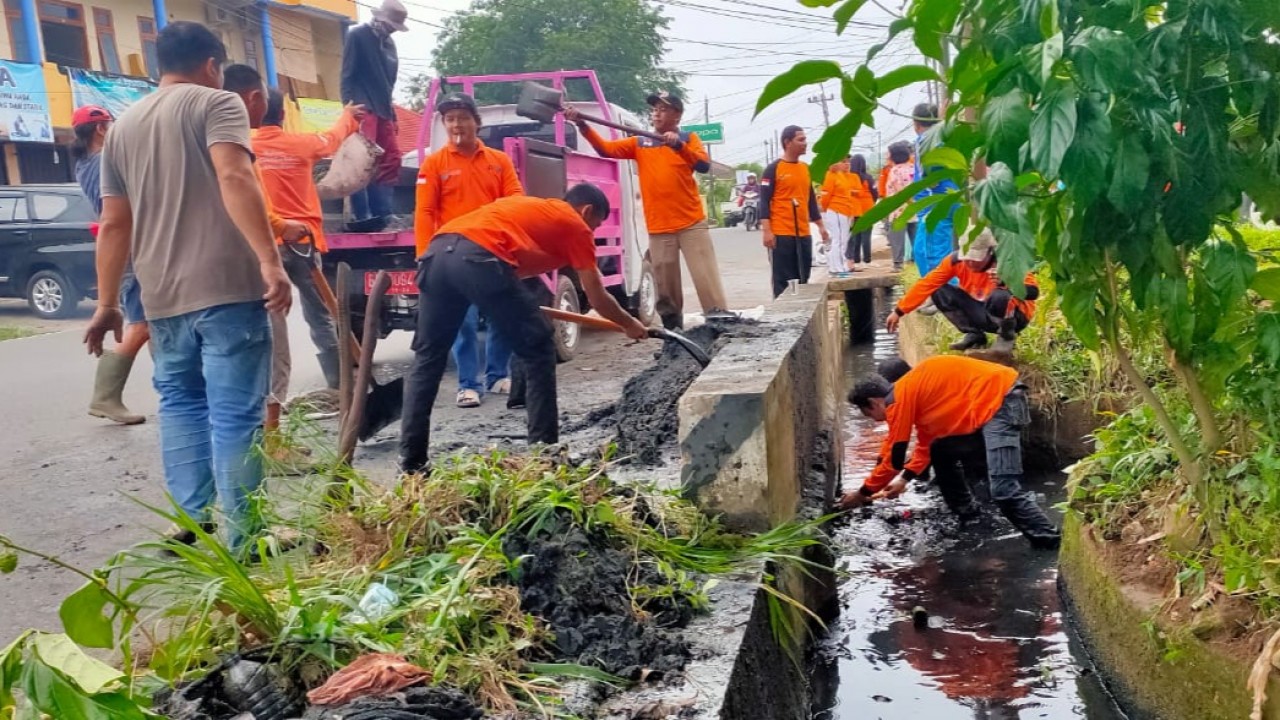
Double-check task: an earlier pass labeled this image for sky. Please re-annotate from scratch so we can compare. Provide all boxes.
[355,0,928,168]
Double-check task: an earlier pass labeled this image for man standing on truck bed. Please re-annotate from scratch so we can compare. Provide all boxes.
[399,186,649,474]
[415,91,524,409]
[84,22,292,550]
[340,0,407,232]
[565,92,729,330]
[252,89,364,392]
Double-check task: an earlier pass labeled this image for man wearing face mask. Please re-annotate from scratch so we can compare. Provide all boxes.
[415,92,524,409]
[566,91,729,331]
[341,0,408,231]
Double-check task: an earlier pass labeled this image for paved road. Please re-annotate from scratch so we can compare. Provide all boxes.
[0,226,786,642]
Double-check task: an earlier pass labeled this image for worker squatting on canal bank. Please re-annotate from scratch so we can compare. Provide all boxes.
[839,354,1062,550]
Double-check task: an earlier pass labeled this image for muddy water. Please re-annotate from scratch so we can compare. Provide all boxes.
[812,320,1127,720]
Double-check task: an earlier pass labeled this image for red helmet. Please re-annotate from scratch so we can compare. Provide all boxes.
[72,105,113,127]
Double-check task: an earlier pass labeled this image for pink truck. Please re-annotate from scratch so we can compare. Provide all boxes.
[322,70,657,361]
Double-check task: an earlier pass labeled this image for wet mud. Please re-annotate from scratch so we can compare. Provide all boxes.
[506,522,693,680]
[812,323,1128,719]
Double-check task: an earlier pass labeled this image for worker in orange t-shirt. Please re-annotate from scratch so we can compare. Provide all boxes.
[840,355,1060,549]
[252,90,363,391]
[415,92,525,409]
[885,231,1039,354]
[760,125,830,298]
[398,186,648,474]
[566,92,728,330]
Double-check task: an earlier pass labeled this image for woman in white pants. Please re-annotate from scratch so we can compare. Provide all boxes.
[818,157,855,275]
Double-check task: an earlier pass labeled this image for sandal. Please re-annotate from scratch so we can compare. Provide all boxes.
[456,389,482,408]
[487,378,511,395]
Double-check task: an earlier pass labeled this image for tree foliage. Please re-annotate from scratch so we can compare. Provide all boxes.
[416,0,685,115]
[769,0,1280,484]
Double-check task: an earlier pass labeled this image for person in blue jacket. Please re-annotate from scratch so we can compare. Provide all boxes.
[911,103,959,276]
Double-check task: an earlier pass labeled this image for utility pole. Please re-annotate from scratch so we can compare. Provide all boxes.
[808,82,834,129]
[764,140,771,164]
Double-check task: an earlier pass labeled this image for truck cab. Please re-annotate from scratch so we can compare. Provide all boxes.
[323,70,656,361]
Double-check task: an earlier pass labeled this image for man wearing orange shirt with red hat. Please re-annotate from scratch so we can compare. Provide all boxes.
[398,185,647,474]
[566,91,728,330]
[840,355,1060,549]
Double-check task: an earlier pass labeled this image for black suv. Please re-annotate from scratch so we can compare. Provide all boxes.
[0,184,97,319]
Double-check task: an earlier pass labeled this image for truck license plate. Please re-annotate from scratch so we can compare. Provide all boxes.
[367,270,418,295]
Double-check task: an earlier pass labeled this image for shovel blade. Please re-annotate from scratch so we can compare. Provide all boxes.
[653,329,712,368]
[515,81,563,124]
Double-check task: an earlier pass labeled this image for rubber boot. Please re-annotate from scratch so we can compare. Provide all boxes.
[990,316,1018,355]
[995,495,1061,550]
[950,332,988,351]
[89,351,145,425]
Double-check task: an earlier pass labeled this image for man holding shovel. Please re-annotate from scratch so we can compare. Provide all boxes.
[760,125,829,298]
[252,89,364,392]
[399,185,648,475]
[565,92,729,330]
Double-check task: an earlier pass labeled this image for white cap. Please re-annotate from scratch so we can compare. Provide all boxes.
[962,230,997,262]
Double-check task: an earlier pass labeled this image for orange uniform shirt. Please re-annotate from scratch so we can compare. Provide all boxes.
[253,163,290,239]
[580,125,709,234]
[435,196,598,278]
[819,171,858,216]
[897,252,1038,319]
[252,110,360,252]
[863,355,1018,492]
[848,172,876,217]
[877,164,891,199]
[760,159,822,236]
[415,140,524,258]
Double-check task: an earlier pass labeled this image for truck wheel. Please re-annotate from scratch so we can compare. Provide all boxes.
[26,269,78,319]
[635,260,658,328]
[553,274,579,362]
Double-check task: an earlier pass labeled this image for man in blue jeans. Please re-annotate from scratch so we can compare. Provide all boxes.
[85,21,292,551]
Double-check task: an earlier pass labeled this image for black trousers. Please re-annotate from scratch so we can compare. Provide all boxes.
[770,235,812,298]
[931,284,1029,336]
[846,226,873,263]
[399,234,558,471]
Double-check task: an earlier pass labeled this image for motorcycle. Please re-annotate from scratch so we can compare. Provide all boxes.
[739,187,760,231]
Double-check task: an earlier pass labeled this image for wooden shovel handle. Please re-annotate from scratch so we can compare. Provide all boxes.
[541,306,624,333]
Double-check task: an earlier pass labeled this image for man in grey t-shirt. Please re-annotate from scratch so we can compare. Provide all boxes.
[84,20,292,551]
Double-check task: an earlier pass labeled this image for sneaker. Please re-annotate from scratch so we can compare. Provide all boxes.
[160,521,216,555]
[949,333,989,351]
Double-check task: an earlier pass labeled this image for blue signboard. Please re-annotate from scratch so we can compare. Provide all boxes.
[0,60,53,143]
[68,68,156,121]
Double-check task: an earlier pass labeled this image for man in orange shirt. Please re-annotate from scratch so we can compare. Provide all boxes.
[840,355,1060,549]
[398,185,648,474]
[415,92,525,408]
[253,90,363,391]
[760,125,830,297]
[885,231,1039,353]
[566,92,728,330]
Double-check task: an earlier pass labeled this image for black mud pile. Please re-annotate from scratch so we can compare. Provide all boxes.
[613,324,724,465]
[303,687,482,719]
[505,523,692,680]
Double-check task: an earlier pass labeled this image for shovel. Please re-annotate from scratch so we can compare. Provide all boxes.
[516,81,666,142]
[541,307,712,368]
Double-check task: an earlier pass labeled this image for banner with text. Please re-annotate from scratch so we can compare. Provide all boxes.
[0,61,53,143]
[68,68,156,121]
[296,98,344,133]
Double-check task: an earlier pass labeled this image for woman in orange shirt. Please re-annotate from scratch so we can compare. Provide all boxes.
[818,156,856,277]
[843,154,879,272]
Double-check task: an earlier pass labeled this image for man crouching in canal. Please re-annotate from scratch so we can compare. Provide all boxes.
[838,354,1061,550]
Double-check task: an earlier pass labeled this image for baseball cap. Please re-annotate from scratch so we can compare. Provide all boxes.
[72,105,112,127]
[646,91,684,114]
[436,92,479,118]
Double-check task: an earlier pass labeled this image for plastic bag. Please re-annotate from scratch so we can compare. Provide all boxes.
[315,133,383,201]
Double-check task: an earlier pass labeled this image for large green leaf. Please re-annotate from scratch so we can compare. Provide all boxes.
[868,17,915,62]
[1060,279,1101,350]
[834,0,870,34]
[980,88,1032,166]
[1069,27,1138,94]
[30,634,122,695]
[993,226,1036,297]
[1059,96,1113,204]
[1106,134,1149,213]
[1200,240,1256,308]
[1251,267,1280,302]
[59,582,115,650]
[1035,33,1065,84]
[911,0,963,62]
[20,658,149,720]
[811,111,863,183]
[799,0,841,6]
[876,65,940,95]
[754,61,845,117]
[921,147,969,172]
[974,162,1021,230]
[1,631,30,708]
[1028,78,1079,179]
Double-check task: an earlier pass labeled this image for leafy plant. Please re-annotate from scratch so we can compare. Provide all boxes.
[0,632,157,718]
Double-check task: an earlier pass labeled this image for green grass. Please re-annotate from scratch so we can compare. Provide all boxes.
[0,327,32,342]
